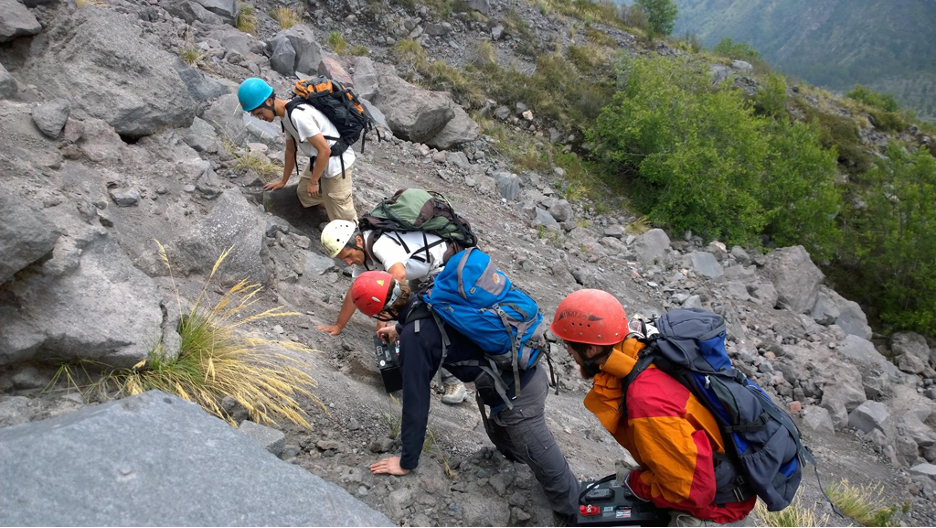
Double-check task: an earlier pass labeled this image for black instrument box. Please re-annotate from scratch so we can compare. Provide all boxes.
[575,477,669,526]
[374,335,402,393]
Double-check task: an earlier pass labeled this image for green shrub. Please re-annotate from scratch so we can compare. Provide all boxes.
[837,144,936,334]
[847,84,900,112]
[635,0,677,37]
[589,57,770,244]
[588,56,841,254]
[328,31,348,55]
[761,120,842,260]
[712,37,770,73]
[755,72,788,119]
[713,37,760,61]
[869,109,909,132]
[793,97,871,173]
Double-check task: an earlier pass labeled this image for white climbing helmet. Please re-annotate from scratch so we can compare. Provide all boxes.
[321,219,358,258]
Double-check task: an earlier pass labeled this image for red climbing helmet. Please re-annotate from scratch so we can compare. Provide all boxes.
[351,271,397,317]
[550,289,628,346]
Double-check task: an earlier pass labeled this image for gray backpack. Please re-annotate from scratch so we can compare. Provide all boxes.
[622,309,836,512]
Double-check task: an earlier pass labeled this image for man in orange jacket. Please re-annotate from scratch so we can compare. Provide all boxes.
[551,289,755,527]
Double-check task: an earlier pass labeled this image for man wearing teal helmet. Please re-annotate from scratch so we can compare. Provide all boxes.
[237,77,357,222]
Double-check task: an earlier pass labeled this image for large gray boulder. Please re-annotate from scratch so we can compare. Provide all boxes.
[816,286,871,339]
[634,229,670,266]
[801,406,834,434]
[23,9,196,137]
[153,190,269,285]
[838,335,889,370]
[688,251,724,281]
[370,64,454,143]
[353,56,380,100]
[848,400,891,435]
[810,289,839,326]
[190,0,239,25]
[820,361,866,413]
[203,93,281,148]
[0,0,41,42]
[891,331,931,371]
[162,0,224,25]
[0,61,16,100]
[0,229,163,368]
[172,58,229,104]
[493,171,520,201]
[425,105,479,150]
[0,193,61,285]
[268,25,324,76]
[763,246,824,314]
[0,391,393,526]
[465,0,490,14]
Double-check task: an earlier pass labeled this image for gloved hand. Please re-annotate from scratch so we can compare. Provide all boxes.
[626,319,659,341]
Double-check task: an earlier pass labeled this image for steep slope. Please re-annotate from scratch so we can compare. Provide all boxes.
[672,0,936,120]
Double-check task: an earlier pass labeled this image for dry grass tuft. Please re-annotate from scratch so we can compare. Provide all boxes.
[754,498,828,527]
[625,216,651,236]
[104,242,324,428]
[827,480,898,527]
[328,31,348,55]
[236,4,258,36]
[270,6,301,29]
[222,137,282,182]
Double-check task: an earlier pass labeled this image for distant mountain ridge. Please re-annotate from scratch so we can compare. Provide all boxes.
[669,0,936,121]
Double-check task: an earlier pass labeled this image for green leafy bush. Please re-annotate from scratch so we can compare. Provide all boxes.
[588,56,841,253]
[755,72,788,119]
[712,37,761,61]
[761,120,842,260]
[837,144,936,334]
[847,84,900,112]
[635,0,678,37]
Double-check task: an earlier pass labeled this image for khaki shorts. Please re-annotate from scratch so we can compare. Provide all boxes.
[297,164,357,222]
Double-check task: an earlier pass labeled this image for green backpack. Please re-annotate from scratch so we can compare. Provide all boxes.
[359,188,477,265]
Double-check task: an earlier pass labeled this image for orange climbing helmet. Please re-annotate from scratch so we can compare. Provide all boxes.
[350,271,399,317]
[550,289,628,346]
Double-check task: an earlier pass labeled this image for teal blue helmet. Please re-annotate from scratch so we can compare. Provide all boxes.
[237,78,274,112]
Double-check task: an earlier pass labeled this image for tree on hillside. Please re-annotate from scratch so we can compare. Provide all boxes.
[636,0,678,37]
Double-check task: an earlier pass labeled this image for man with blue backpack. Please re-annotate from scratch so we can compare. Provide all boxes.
[351,249,580,518]
[552,289,812,526]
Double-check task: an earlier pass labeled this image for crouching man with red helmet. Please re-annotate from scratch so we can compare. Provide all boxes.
[551,290,755,527]
[351,270,581,519]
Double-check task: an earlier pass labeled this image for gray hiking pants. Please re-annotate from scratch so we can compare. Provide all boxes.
[480,367,580,517]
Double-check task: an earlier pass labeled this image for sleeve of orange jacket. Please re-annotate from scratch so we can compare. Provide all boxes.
[625,372,718,511]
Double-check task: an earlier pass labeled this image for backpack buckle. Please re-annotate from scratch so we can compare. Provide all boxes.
[704,375,711,390]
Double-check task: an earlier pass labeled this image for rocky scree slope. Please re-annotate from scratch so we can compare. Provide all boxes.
[1,0,935,525]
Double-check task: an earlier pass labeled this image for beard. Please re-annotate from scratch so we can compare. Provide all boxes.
[579,361,602,379]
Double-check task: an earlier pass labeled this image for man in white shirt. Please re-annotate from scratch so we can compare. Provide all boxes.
[237,77,357,222]
[317,219,469,404]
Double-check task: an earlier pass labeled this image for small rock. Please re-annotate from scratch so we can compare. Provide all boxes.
[109,188,140,207]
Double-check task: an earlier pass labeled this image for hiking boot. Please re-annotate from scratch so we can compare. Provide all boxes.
[441,381,467,405]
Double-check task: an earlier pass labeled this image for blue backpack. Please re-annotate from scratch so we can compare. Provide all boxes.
[622,308,826,512]
[422,248,546,407]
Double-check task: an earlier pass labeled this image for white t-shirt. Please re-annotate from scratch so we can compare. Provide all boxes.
[282,104,356,179]
[351,230,449,282]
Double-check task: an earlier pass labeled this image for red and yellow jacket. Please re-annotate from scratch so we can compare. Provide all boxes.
[584,338,755,523]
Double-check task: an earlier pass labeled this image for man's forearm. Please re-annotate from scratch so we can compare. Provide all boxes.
[309,153,329,182]
[333,288,357,329]
[281,145,296,182]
